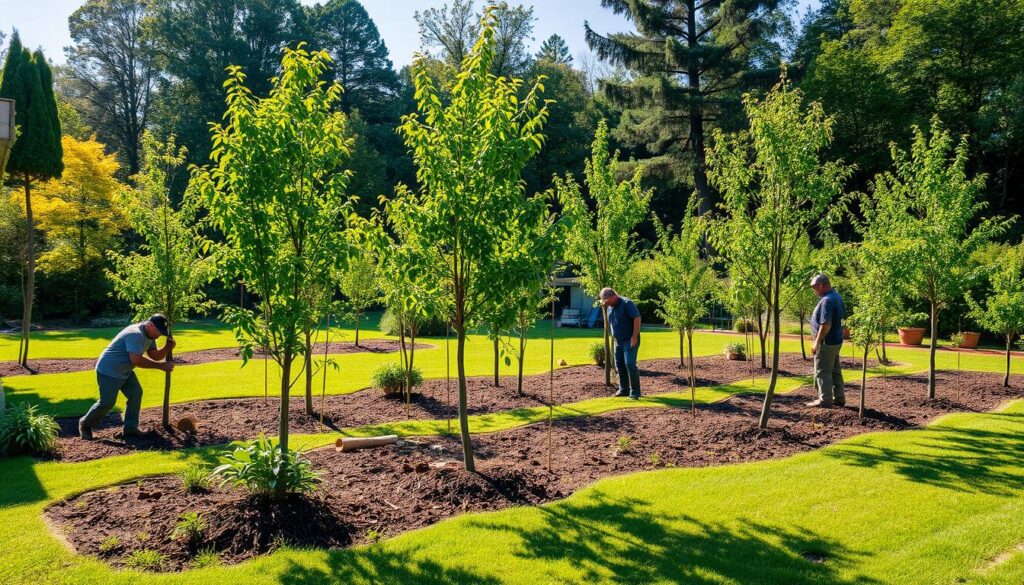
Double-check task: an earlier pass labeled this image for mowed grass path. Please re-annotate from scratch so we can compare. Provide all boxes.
[2,389,1023,583]
[5,316,1021,418]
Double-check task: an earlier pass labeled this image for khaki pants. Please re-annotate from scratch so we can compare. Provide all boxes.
[814,344,844,405]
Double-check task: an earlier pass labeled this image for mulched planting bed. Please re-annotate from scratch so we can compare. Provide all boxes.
[0,339,424,377]
[46,369,1023,571]
[50,353,858,463]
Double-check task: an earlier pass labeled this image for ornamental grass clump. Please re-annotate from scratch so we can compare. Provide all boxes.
[371,362,423,397]
[0,403,59,456]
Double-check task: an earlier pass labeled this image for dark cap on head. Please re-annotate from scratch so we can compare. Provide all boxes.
[148,314,170,336]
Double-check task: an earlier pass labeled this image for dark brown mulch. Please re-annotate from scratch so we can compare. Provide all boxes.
[45,369,1024,571]
[0,339,427,377]
[50,353,855,463]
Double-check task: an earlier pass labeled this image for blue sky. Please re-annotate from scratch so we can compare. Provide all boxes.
[1,0,819,68]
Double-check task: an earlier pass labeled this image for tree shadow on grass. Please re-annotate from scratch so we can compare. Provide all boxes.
[823,415,1024,496]
[466,490,878,584]
[5,389,99,419]
[0,456,48,508]
[276,545,503,585]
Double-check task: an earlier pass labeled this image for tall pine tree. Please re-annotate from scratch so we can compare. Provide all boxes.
[585,0,788,217]
[536,33,572,64]
[0,34,63,366]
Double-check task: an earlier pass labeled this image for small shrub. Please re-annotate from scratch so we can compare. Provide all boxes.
[371,363,423,397]
[588,343,606,367]
[366,528,382,543]
[733,319,756,333]
[0,403,60,456]
[723,342,746,361]
[211,434,321,497]
[123,548,166,571]
[98,535,120,553]
[379,308,448,337]
[170,512,207,544]
[648,452,662,467]
[179,464,211,493]
[191,548,220,568]
[614,435,633,455]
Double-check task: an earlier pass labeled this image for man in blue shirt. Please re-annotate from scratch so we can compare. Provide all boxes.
[78,315,175,439]
[600,287,642,399]
[807,274,846,408]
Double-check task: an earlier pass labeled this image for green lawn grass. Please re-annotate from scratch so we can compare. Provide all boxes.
[1,386,1023,583]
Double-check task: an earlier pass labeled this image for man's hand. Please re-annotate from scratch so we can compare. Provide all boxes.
[160,361,175,373]
[630,335,639,349]
[165,337,176,351]
[811,341,820,355]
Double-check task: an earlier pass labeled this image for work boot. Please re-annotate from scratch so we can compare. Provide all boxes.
[805,399,832,408]
[629,394,641,401]
[78,421,94,441]
[613,390,629,397]
[120,427,146,438]
[834,400,846,407]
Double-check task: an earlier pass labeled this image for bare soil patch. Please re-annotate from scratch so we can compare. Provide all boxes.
[46,369,1023,571]
[0,339,424,377]
[51,353,853,463]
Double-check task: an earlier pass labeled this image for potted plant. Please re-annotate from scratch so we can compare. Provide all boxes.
[724,342,746,361]
[897,313,929,346]
[959,331,981,349]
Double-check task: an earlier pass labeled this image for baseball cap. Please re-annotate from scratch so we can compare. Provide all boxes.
[149,314,170,336]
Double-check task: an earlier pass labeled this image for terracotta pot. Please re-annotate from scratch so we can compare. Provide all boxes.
[898,327,926,346]
[726,351,743,361]
[959,331,981,349]
[843,326,851,340]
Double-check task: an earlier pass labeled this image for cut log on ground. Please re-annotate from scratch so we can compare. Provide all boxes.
[335,434,399,452]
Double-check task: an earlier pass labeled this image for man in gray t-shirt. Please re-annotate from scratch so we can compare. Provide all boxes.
[79,314,175,439]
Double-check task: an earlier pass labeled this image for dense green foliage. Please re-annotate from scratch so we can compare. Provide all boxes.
[371,361,424,396]
[211,434,321,497]
[0,403,60,456]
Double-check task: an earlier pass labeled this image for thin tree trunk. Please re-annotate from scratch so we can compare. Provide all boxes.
[304,325,314,416]
[687,328,696,416]
[859,343,869,419]
[758,260,783,430]
[1005,335,1012,387]
[446,322,451,433]
[686,0,711,217]
[603,313,612,386]
[799,316,806,360]
[679,329,685,368]
[18,176,35,368]
[928,302,938,399]
[354,311,360,347]
[493,334,500,387]
[517,325,526,396]
[757,310,767,370]
[320,314,330,433]
[457,325,475,472]
[162,320,174,429]
[277,348,292,498]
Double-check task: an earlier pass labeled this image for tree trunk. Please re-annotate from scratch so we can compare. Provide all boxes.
[276,348,292,498]
[162,323,174,429]
[354,311,361,347]
[859,343,869,419]
[678,328,685,368]
[18,177,35,368]
[881,336,888,364]
[686,0,711,216]
[517,327,526,396]
[758,269,783,430]
[1005,335,1012,388]
[304,326,314,416]
[799,317,806,360]
[456,325,475,472]
[757,310,768,370]
[603,312,612,386]
[493,335,500,387]
[687,328,696,415]
[928,302,938,399]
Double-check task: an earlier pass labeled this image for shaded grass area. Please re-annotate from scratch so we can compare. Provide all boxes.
[3,398,1024,583]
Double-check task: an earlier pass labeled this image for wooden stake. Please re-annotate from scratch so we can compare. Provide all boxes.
[320,314,330,434]
[446,321,452,434]
[548,291,554,472]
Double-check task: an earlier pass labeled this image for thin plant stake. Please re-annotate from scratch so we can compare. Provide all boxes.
[446,320,452,434]
[320,313,330,434]
[548,290,555,472]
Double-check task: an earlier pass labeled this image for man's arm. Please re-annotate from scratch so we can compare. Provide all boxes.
[631,316,641,348]
[130,352,174,372]
[147,337,176,361]
[812,322,831,354]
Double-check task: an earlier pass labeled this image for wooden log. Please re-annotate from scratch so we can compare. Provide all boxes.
[335,434,399,452]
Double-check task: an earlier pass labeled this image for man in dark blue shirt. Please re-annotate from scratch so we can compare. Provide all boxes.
[600,287,642,399]
[807,274,846,408]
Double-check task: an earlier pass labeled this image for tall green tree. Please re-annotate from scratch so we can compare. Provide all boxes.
[872,119,1010,399]
[108,133,214,428]
[536,34,572,65]
[337,243,379,347]
[653,197,716,412]
[561,119,652,387]
[191,46,354,488]
[65,0,157,176]
[586,0,790,216]
[967,242,1024,387]
[707,78,850,430]
[0,35,63,367]
[391,10,550,471]
[416,1,535,78]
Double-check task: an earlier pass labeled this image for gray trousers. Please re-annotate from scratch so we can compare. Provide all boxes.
[614,338,641,397]
[80,371,143,430]
[814,344,845,404]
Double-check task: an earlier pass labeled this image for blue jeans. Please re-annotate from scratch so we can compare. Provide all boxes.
[614,338,641,397]
[80,371,144,430]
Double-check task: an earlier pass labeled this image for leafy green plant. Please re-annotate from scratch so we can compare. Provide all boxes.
[724,342,747,360]
[123,548,166,571]
[966,241,1024,387]
[378,308,448,338]
[365,528,382,543]
[170,511,207,544]
[648,452,662,467]
[614,435,633,455]
[0,403,60,456]
[178,464,211,493]
[211,434,321,497]
[371,362,423,397]
[588,342,606,367]
[98,535,120,554]
[191,548,220,568]
[733,319,756,333]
